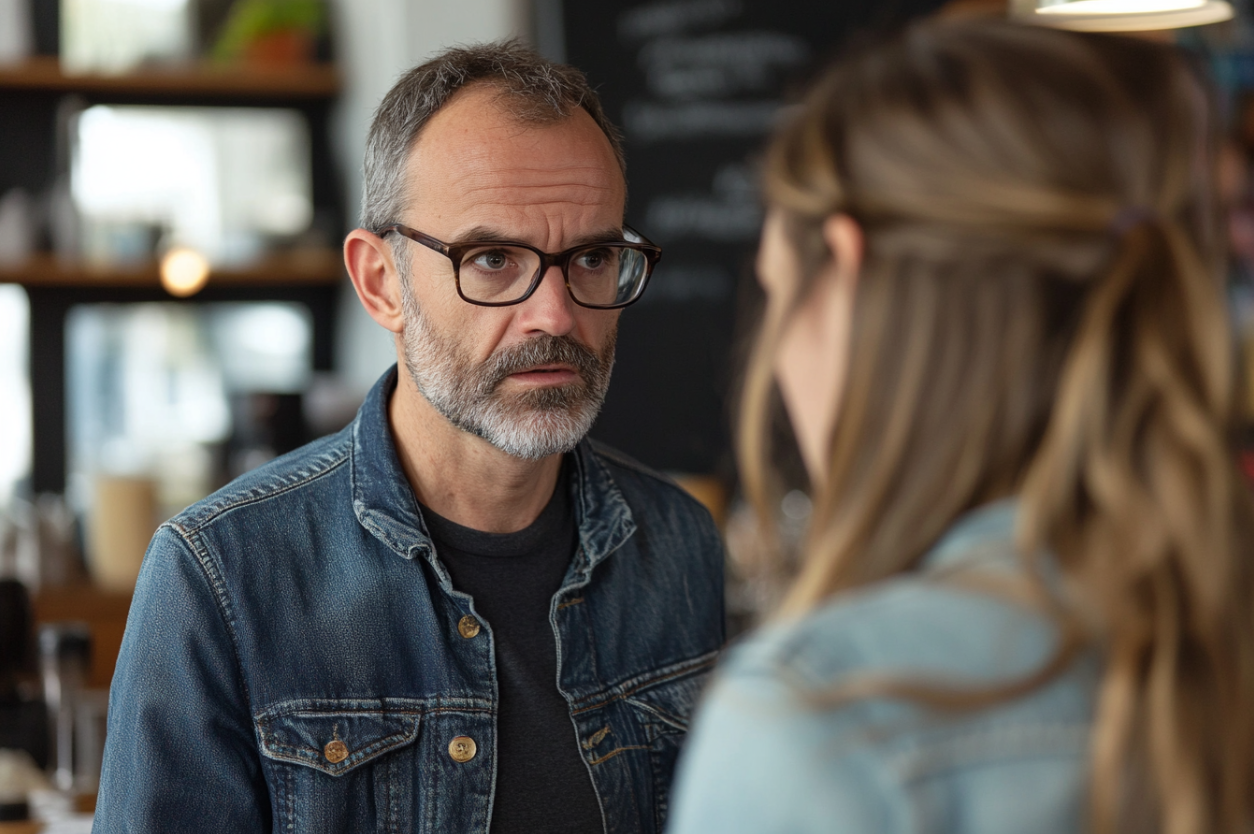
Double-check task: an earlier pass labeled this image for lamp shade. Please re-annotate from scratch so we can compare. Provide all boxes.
[1013,0,1233,30]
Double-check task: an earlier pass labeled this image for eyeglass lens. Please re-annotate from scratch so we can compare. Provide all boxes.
[458,244,649,306]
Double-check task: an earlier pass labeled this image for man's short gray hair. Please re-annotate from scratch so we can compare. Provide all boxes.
[360,39,625,232]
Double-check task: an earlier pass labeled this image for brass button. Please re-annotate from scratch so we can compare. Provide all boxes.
[448,735,477,763]
[323,740,349,763]
[457,615,481,639]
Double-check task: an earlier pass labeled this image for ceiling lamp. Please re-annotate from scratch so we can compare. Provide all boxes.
[1014,0,1234,30]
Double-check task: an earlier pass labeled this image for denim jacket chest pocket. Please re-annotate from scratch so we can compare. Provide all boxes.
[256,703,423,834]
[576,656,715,833]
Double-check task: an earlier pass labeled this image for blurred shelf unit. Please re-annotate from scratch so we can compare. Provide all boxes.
[0,56,340,100]
[0,249,342,289]
[1,55,346,493]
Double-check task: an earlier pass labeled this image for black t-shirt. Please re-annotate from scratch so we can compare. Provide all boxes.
[420,460,603,834]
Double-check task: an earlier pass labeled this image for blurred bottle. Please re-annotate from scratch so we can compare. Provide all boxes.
[0,189,34,265]
[38,623,90,793]
[2,496,88,592]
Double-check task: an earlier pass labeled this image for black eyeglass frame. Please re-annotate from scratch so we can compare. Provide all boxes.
[376,223,663,309]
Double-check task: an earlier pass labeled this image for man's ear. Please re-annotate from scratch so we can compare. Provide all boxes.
[345,228,406,334]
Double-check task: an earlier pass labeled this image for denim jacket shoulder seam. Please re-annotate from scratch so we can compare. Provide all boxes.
[888,720,1092,783]
[175,448,350,535]
[163,521,259,723]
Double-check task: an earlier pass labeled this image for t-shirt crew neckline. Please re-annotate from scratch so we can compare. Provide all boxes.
[417,457,572,558]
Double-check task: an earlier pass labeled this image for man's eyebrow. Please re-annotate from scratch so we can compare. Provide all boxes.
[455,225,516,243]
[453,226,626,248]
[569,228,629,247]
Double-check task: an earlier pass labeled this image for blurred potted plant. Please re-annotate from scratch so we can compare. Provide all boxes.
[212,0,325,66]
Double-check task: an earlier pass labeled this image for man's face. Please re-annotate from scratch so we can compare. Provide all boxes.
[393,84,627,460]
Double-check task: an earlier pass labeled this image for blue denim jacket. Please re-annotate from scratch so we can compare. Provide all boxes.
[96,368,725,834]
[668,502,1099,834]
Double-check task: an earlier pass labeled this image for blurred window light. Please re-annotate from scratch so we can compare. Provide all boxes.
[61,0,192,74]
[61,0,194,74]
[66,301,312,517]
[208,304,313,394]
[0,286,31,506]
[72,106,313,266]
[68,304,231,478]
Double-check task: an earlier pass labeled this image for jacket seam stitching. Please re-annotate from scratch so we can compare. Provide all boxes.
[174,524,259,740]
[893,721,1091,781]
[173,449,350,535]
[257,704,492,720]
[261,731,419,768]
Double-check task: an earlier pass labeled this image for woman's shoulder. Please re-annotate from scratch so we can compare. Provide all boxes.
[728,568,1061,693]
[730,501,1074,689]
[668,508,1099,833]
[669,595,1095,833]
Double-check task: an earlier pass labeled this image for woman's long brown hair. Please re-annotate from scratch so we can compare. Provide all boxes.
[741,21,1254,834]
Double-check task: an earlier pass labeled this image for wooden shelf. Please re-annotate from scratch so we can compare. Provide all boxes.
[34,585,133,690]
[0,56,340,100]
[0,249,343,290]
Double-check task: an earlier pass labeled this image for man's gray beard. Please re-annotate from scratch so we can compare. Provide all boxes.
[398,266,616,461]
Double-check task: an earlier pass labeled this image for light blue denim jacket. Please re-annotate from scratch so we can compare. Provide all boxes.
[95,367,725,834]
[668,502,1099,834]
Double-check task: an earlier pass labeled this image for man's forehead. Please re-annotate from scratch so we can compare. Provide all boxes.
[456,223,627,247]
[392,94,625,249]
[404,86,624,198]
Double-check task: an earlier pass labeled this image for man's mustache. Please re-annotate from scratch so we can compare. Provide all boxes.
[480,335,608,393]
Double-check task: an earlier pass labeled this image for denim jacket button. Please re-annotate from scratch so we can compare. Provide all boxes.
[448,736,477,763]
[323,740,349,764]
[457,615,481,639]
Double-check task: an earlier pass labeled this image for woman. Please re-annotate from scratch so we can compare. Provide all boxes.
[669,20,1254,834]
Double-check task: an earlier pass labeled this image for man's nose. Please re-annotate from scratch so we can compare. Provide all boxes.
[516,264,577,336]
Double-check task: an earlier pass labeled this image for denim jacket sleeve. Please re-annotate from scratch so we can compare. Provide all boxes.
[94,524,269,832]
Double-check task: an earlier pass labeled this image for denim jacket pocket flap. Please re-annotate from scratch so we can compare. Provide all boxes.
[256,707,422,777]
[625,653,717,735]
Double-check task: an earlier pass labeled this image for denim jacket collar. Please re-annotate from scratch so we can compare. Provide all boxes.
[920,499,1019,573]
[350,366,636,583]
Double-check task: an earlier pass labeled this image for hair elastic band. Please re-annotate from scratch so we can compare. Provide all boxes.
[1110,206,1157,237]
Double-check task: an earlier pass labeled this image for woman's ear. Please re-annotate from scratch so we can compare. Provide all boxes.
[773,212,863,486]
[345,228,406,334]
[822,213,864,290]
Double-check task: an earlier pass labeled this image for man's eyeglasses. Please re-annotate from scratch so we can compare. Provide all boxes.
[376,223,662,309]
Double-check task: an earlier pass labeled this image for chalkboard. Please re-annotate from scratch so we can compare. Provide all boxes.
[556,0,949,475]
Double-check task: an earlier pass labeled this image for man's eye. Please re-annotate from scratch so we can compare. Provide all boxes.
[469,250,511,271]
[575,249,612,270]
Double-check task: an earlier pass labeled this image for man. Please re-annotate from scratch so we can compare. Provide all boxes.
[95,42,725,833]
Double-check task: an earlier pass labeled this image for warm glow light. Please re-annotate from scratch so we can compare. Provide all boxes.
[1022,0,1233,29]
[1037,0,1203,13]
[160,247,210,297]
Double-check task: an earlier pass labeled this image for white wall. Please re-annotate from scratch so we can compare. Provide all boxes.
[327,0,529,387]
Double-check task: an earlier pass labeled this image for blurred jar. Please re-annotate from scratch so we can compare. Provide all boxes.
[86,475,156,592]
